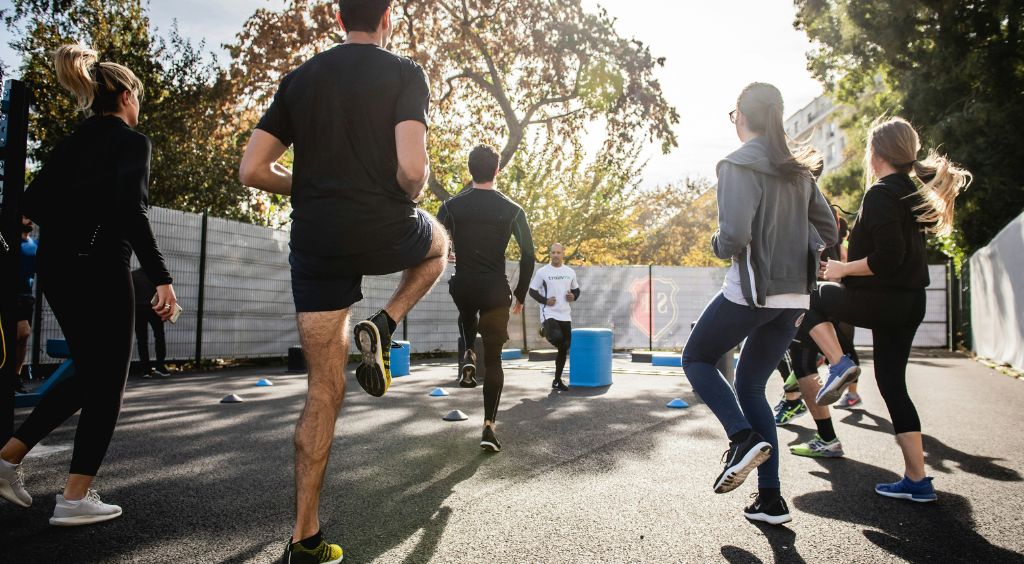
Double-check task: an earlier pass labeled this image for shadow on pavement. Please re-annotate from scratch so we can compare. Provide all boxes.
[793,458,1023,562]
[840,410,1021,482]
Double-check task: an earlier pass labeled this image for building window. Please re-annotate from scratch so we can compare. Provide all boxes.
[828,122,836,137]
[828,143,836,163]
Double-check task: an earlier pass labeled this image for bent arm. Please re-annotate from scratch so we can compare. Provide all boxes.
[511,209,536,303]
[395,120,429,200]
[529,288,546,304]
[117,135,171,285]
[240,129,292,195]
[711,163,761,259]
[809,186,839,248]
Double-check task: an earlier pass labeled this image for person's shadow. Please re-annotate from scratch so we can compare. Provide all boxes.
[721,522,805,563]
[839,410,1022,482]
[793,458,1024,562]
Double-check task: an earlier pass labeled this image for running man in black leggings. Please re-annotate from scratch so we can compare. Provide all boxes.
[529,244,580,391]
[438,145,534,453]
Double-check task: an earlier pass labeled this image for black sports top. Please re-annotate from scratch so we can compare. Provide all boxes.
[437,188,535,302]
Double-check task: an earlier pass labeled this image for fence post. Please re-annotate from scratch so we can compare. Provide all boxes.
[194,211,208,365]
[648,264,654,351]
[947,258,956,351]
[31,229,43,370]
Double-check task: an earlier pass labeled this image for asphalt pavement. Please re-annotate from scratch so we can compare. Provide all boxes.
[2,350,1023,563]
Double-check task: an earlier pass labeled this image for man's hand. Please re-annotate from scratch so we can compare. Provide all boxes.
[565,291,575,303]
[546,297,556,306]
[511,298,523,315]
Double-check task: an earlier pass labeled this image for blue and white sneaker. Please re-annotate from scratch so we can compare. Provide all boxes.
[815,355,860,406]
[875,476,937,503]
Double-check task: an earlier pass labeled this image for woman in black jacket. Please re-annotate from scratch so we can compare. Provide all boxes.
[805,116,970,503]
[0,44,176,525]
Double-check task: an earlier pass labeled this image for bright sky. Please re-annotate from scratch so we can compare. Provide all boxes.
[0,0,823,185]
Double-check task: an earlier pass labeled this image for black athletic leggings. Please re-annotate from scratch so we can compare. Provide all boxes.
[134,307,165,370]
[544,319,572,379]
[791,321,859,381]
[449,274,511,423]
[803,282,926,434]
[14,253,134,476]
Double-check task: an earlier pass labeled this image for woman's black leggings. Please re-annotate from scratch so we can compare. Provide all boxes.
[791,321,859,380]
[14,255,134,476]
[449,275,511,423]
[803,282,926,434]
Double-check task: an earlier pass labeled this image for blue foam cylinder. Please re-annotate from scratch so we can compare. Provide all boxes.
[501,348,523,360]
[568,328,613,387]
[652,354,682,367]
[391,340,411,377]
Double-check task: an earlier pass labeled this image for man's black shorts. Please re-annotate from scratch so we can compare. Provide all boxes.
[290,208,434,312]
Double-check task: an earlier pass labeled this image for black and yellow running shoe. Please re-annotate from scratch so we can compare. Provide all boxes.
[354,310,392,397]
[282,538,343,563]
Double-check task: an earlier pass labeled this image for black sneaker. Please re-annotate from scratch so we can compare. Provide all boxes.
[713,432,772,494]
[459,350,478,388]
[141,369,155,379]
[480,426,501,452]
[353,310,393,397]
[743,493,792,525]
[153,365,170,378]
[552,379,568,391]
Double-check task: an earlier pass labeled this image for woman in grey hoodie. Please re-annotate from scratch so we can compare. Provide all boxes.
[681,82,837,525]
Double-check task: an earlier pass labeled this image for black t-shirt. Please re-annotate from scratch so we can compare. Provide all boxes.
[257,43,430,256]
[437,188,536,302]
[845,173,930,291]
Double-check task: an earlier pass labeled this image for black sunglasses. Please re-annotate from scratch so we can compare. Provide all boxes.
[729,109,738,124]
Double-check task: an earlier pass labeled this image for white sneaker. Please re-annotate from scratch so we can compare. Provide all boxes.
[0,458,32,508]
[49,490,122,526]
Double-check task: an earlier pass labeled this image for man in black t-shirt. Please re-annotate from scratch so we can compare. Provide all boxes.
[438,145,535,453]
[238,1,448,561]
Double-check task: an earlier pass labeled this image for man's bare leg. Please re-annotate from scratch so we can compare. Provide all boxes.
[293,309,350,542]
[382,215,449,323]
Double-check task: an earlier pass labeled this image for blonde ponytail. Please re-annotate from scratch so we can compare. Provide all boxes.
[866,116,972,237]
[52,44,143,116]
[911,150,972,237]
[54,44,99,112]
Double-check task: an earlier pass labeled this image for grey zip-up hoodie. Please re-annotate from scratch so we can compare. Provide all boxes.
[712,136,839,307]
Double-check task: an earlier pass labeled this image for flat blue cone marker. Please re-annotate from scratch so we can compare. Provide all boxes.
[221,394,244,404]
[429,387,450,397]
[255,378,274,387]
[666,398,689,409]
[443,410,469,421]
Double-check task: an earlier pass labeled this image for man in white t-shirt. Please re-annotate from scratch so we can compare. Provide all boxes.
[528,243,580,390]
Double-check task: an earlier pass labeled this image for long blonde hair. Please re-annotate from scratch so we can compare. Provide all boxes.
[866,116,972,236]
[53,44,143,115]
[737,82,822,182]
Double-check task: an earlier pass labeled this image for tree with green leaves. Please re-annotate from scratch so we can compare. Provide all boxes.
[796,0,1024,254]
[226,0,678,201]
[2,0,263,222]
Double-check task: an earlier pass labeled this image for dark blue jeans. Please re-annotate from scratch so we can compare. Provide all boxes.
[682,293,804,489]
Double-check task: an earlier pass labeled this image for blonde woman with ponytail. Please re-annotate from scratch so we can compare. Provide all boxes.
[0,45,176,525]
[681,82,838,525]
[804,116,971,503]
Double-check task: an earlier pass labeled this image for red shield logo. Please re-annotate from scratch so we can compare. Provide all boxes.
[630,276,679,341]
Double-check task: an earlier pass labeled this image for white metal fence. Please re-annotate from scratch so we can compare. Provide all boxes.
[28,207,951,365]
[969,211,1024,371]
